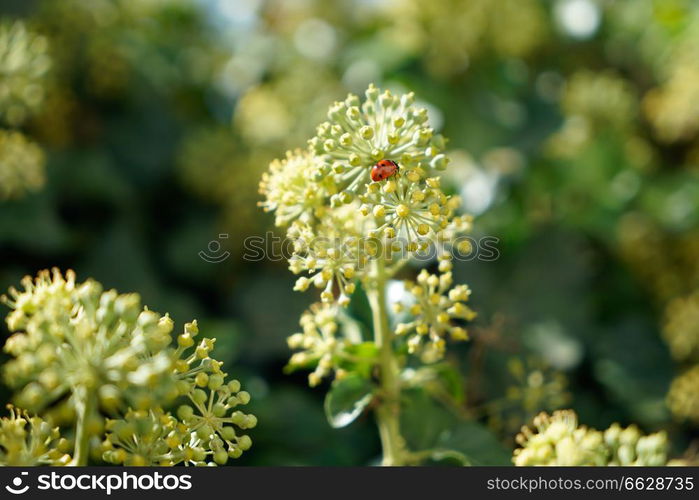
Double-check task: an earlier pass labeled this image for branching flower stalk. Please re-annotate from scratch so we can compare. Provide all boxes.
[260,84,475,465]
[368,257,406,465]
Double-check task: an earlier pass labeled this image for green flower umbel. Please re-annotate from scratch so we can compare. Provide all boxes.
[513,410,668,466]
[393,265,475,362]
[258,149,335,227]
[0,405,71,466]
[2,269,178,415]
[2,269,257,465]
[308,84,448,199]
[2,269,179,465]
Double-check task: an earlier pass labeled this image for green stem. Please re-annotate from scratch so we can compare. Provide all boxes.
[368,258,407,466]
[72,385,95,466]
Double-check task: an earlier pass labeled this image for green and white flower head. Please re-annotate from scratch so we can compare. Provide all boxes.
[514,410,668,466]
[287,203,370,305]
[2,269,178,414]
[393,264,475,362]
[0,20,51,126]
[603,422,668,466]
[103,408,187,466]
[308,84,449,200]
[0,129,45,200]
[287,303,354,386]
[172,321,256,464]
[514,410,608,466]
[104,321,256,466]
[259,149,335,227]
[360,176,461,251]
[0,405,71,466]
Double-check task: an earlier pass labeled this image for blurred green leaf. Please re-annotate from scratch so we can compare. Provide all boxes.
[401,388,509,465]
[324,374,375,429]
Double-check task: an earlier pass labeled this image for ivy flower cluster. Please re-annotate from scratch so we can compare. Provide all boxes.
[259,149,334,227]
[393,264,475,362]
[3,269,178,415]
[308,85,448,197]
[513,410,668,466]
[0,405,71,466]
[260,84,477,375]
[260,85,472,307]
[286,303,358,387]
[2,269,255,466]
[102,320,256,466]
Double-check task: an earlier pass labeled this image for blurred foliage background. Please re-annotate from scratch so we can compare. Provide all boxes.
[1,0,698,465]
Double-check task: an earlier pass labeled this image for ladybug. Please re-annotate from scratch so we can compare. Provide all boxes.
[371,159,399,182]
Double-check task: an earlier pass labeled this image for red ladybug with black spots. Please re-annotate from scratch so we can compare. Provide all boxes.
[371,159,399,182]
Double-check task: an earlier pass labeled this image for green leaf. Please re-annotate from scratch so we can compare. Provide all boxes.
[403,364,465,405]
[401,388,510,465]
[324,375,375,429]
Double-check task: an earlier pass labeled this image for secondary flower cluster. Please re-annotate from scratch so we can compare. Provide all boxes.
[286,303,360,386]
[393,264,475,362]
[0,405,71,466]
[513,410,668,466]
[2,269,255,465]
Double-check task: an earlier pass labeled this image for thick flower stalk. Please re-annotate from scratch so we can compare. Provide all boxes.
[0,405,72,466]
[513,410,668,466]
[260,85,477,465]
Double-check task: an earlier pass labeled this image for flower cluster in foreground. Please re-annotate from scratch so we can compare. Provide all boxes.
[513,410,668,466]
[2,269,255,466]
[0,405,71,466]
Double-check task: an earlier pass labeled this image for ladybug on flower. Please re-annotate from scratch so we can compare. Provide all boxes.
[370,159,399,182]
